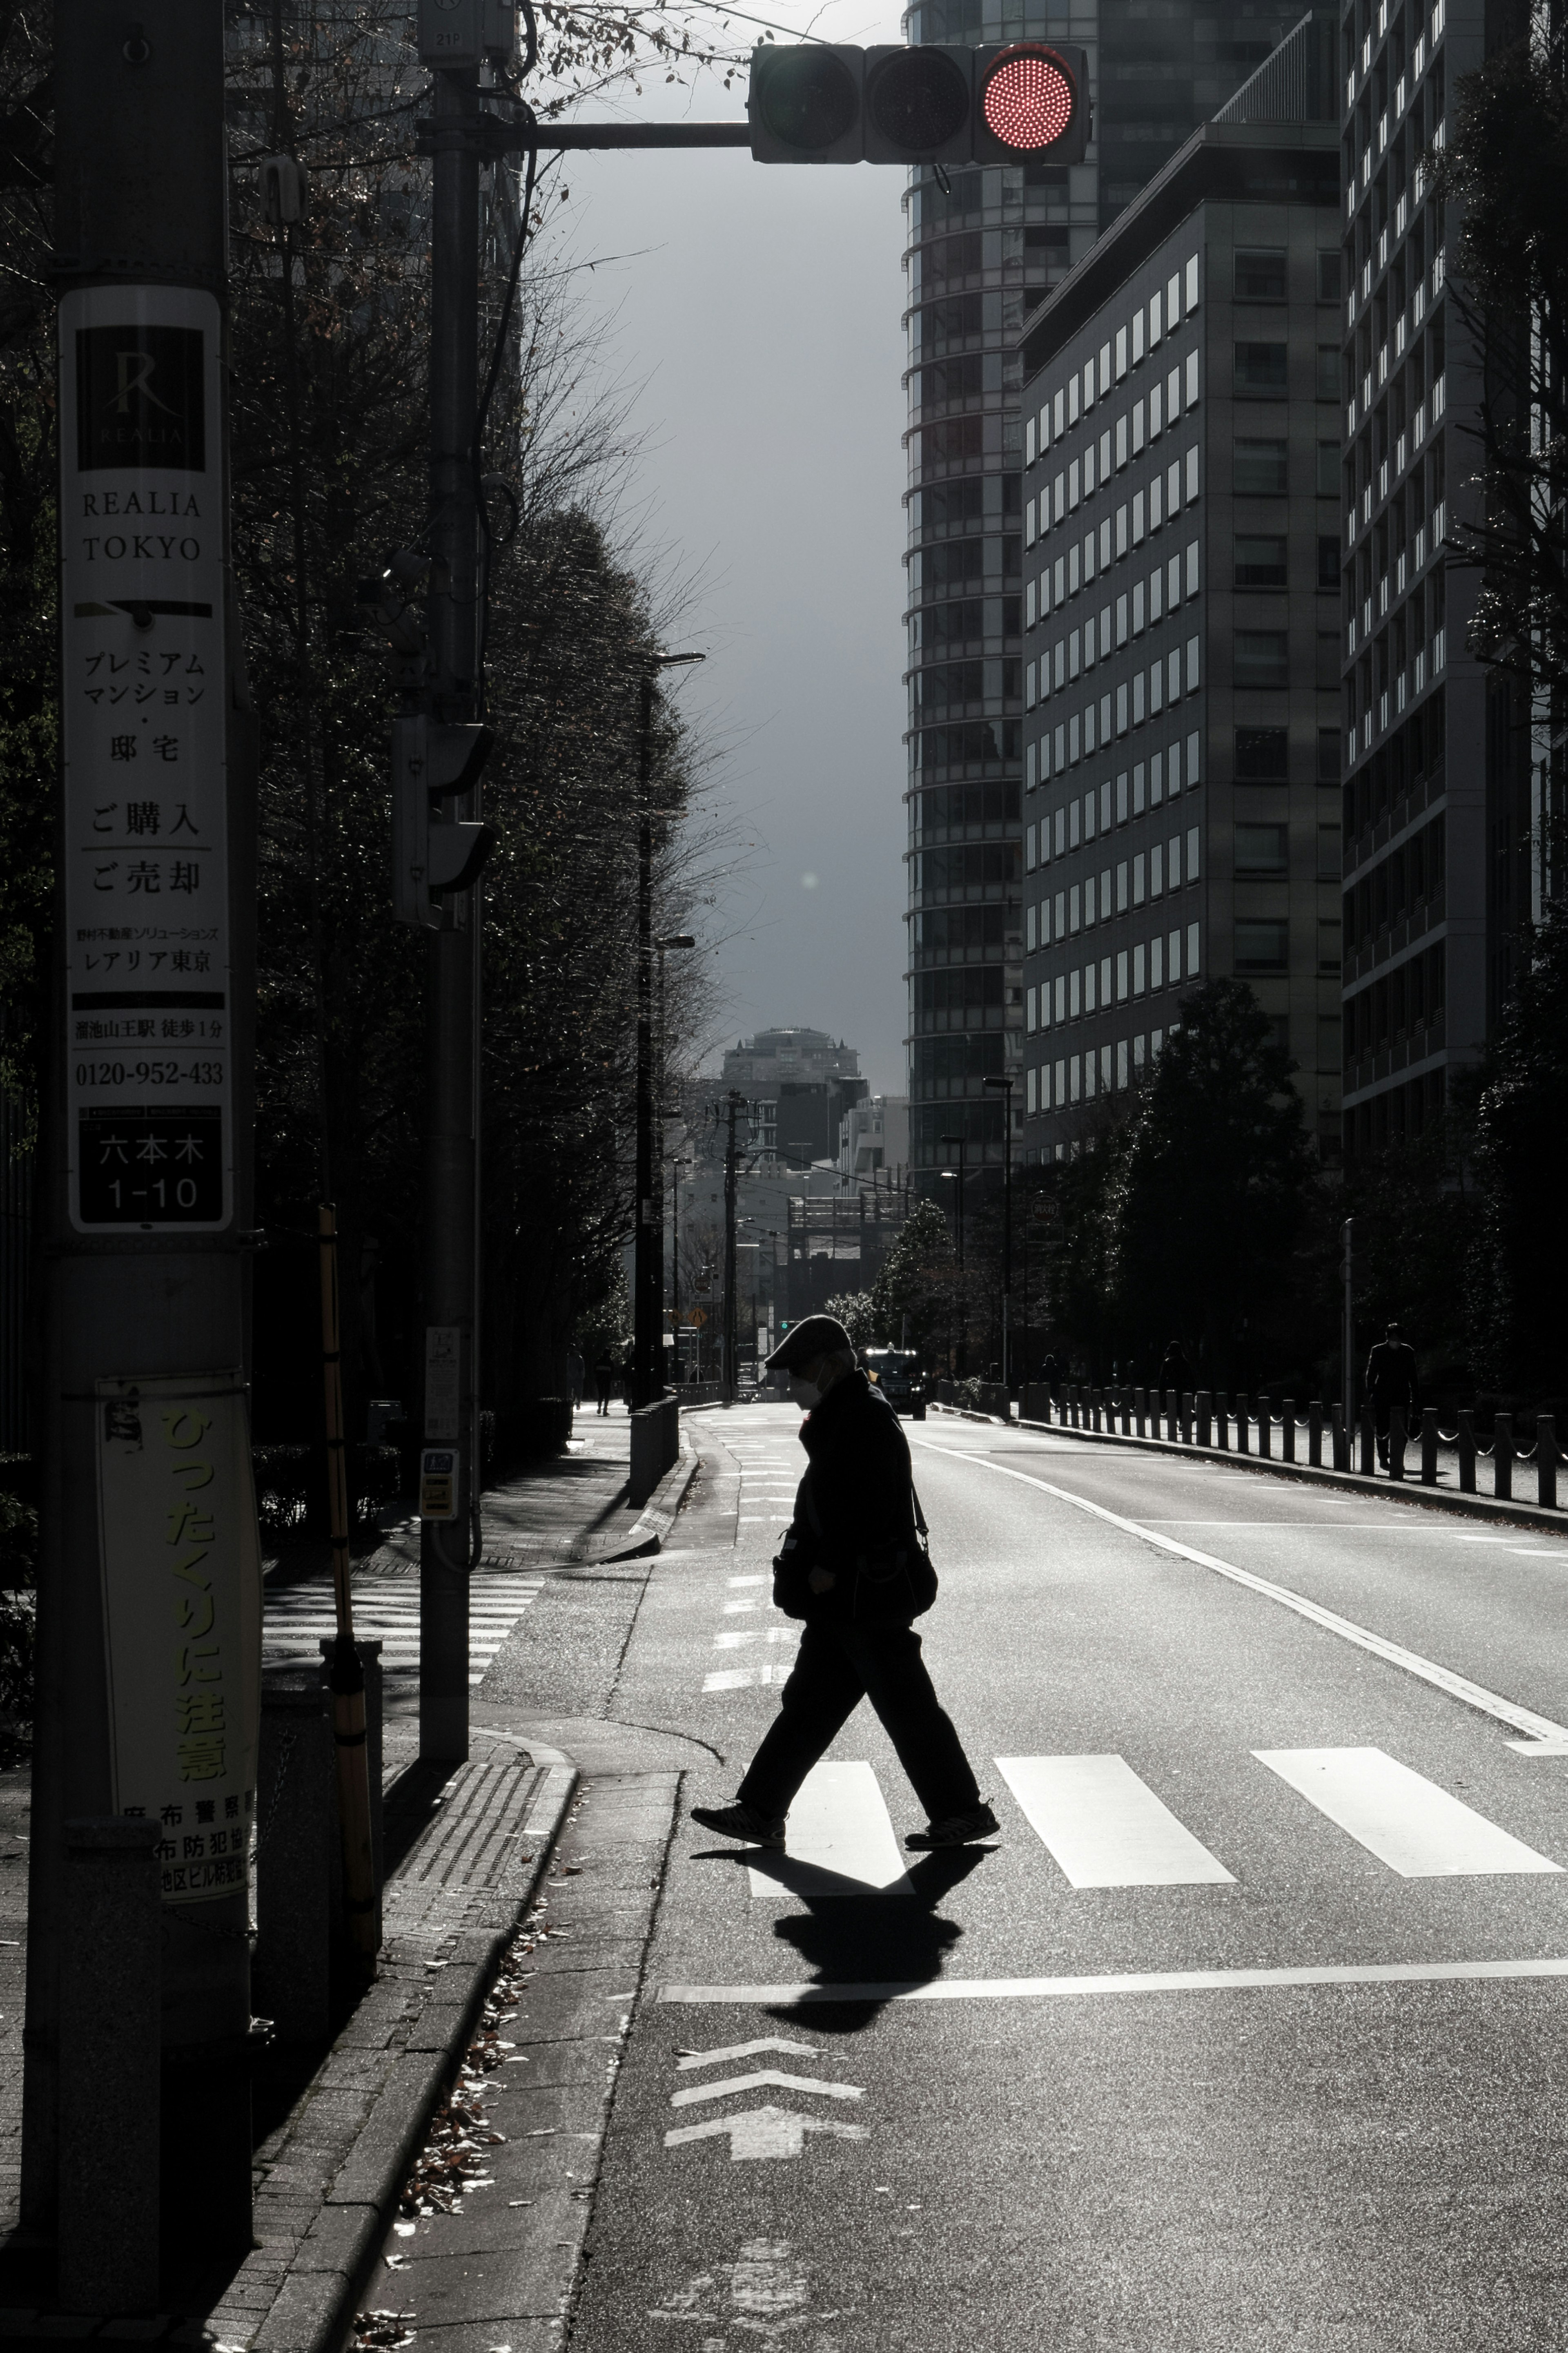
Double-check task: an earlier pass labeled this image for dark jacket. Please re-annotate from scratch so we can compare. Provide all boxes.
[776,1370,918,1619]
[1365,1340,1418,1405]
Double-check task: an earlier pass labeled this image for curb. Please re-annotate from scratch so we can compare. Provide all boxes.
[610,1432,701,1559]
[227,1758,579,2353]
[929,1404,1568,1535]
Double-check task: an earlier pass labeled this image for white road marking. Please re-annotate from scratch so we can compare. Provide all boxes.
[664,2105,869,2160]
[913,1442,1568,1749]
[996,1754,1235,1887]
[750,1760,913,1899]
[263,1570,543,1686]
[669,2070,862,2108]
[659,1954,1568,2006]
[713,1628,797,1651]
[675,2038,822,2069]
[728,1575,768,1587]
[704,1664,793,1692]
[723,1601,760,1614]
[1253,1746,1561,1877]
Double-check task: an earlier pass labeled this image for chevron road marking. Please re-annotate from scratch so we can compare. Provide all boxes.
[664,2107,870,2161]
[669,2070,862,2109]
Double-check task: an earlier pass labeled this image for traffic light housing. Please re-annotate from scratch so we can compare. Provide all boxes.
[748,42,1090,166]
[392,714,497,928]
[416,0,518,68]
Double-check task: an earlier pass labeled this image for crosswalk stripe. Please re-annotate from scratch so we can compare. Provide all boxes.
[996,1755,1235,1887]
[1254,1746,1562,1877]
[264,1572,544,1686]
[748,1761,913,1900]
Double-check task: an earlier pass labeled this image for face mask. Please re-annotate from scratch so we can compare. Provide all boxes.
[788,1373,822,1411]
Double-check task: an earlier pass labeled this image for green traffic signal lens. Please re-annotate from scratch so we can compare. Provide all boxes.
[866,48,969,152]
[758,48,860,148]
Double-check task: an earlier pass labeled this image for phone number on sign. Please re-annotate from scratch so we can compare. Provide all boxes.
[74,1060,224,1088]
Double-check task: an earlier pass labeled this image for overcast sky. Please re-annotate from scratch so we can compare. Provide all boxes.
[561,2,913,1096]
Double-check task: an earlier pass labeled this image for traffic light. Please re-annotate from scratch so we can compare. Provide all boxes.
[748,42,1090,167]
[416,0,517,68]
[392,714,497,928]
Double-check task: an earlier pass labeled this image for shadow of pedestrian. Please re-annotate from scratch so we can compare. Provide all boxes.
[756,1845,994,2033]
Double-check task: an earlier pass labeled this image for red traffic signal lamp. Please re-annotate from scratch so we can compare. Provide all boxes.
[748,42,1090,167]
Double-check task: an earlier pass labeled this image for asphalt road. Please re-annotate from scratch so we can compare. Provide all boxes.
[561,1402,1568,2353]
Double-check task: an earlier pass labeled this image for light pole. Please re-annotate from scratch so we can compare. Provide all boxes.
[940,1134,967,1376]
[653,931,695,1391]
[666,1149,692,1381]
[633,658,703,1409]
[982,1073,1016,1391]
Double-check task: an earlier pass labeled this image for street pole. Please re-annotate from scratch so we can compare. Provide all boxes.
[941,1133,967,1373]
[419,59,483,1764]
[722,1089,745,1404]
[633,665,701,1411]
[650,930,693,1401]
[36,0,260,2264]
[982,1073,1014,1389]
[1342,1216,1355,1432]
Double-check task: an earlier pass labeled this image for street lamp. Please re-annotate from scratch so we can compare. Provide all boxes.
[652,930,696,1391]
[940,1132,967,1378]
[982,1072,1016,1392]
[633,656,704,1410]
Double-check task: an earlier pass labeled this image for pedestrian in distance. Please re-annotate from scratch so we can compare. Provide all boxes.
[566,1348,584,1415]
[691,1313,1000,1853]
[1040,1350,1060,1402]
[1365,1320,1419,1468]
[1160,1338,1193,1397]
[592,1350,615,1416]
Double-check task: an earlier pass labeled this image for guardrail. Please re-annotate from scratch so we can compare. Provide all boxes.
[1016,1383,1560,1512]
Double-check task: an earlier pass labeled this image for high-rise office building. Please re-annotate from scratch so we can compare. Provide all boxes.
[1337,0,1489,1153]
[901,0,1301,1185]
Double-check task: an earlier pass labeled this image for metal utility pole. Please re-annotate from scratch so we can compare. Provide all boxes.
[982,1073,1015,1389]
[722,1090,746,1403]
[1341,1216,1355,1432]
[417,50,486,1764]
[632,667,701,1409]
[35,0,260,2266]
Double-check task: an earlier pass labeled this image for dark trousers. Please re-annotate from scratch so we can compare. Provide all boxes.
[737,1618,982,1823]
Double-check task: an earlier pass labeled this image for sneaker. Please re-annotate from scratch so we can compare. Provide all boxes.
[690,1800,787,1849]
[905,1800,1001,1851]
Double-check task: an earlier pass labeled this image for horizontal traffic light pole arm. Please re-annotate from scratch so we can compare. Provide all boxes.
[416,116,750,156]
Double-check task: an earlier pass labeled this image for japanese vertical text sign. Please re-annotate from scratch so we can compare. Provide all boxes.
[97,1374,262,1904]
[59,286,232,1232]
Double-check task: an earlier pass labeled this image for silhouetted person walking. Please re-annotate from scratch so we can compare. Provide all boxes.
[692,1314,998,1852]
[1160,1340,1193,1398]
[592,1350,615,1415]
[1365,1321,1419,1468]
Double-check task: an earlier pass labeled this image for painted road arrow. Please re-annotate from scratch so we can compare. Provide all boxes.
[664,2105,871,2161]
[669,2070,862,2109]
[675,2037,822,2070]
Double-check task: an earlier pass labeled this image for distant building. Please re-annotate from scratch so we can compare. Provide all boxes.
[719,1027,868,1170]
[837,1095,910,1187]
[1017,30,1346,1158]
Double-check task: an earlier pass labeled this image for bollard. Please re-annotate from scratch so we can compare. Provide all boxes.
[1282,1401,1296,1463]
[1120,1387,1132,1436]
[1332,1406,1348,1471]
[58,1818,161,2313]
[1257,1401,1272,1459]
[253,1675,336,2043]
[1196,1390,1212,1448]
[1069,1385,1080,1428]
[1539,1416,1558,1511]
[322,1635,385,1927]
[1091,1389,1103,1434]
[1457,1409,1476,1492]
[1494,1412,1514,1502]
[1236,1395,1250,1453]
[1359,1405,1376,1476]
[1421,1406,1439,1485]
[1180,1390,1194,1445]
[1216,1392,1229,1450]
[1165,1388,1178,1442]
[1389,1406,1407,1481]
[1134,1386,1146,1436]
[1308,1401,1323,1466]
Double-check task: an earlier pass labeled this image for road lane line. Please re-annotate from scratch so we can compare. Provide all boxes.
[749,1760,913,1898]
[659,1955,1568,2006]
[913,1440,1568,1749]
[1253,1746,1561,1876]
[997,1754,1236,1886]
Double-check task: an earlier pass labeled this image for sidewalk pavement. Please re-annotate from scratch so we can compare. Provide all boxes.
[0,1410,699,2350]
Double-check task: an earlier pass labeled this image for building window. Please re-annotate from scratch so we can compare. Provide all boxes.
[1317,439,1341,497]
[1235,248,1287,301]
[1236,726,1288,781]
[1234,437,1288,494]
[1235,535,1287,589]
[1318,536,1341,589]
[1234,918,1290,973]
[1317,727,1342,782]
[1236,822,1289,874]
[1316,345,1342,400]
[1316,250,1341,301]
[1234,342,1288,393]
[1234,632,1290,690]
